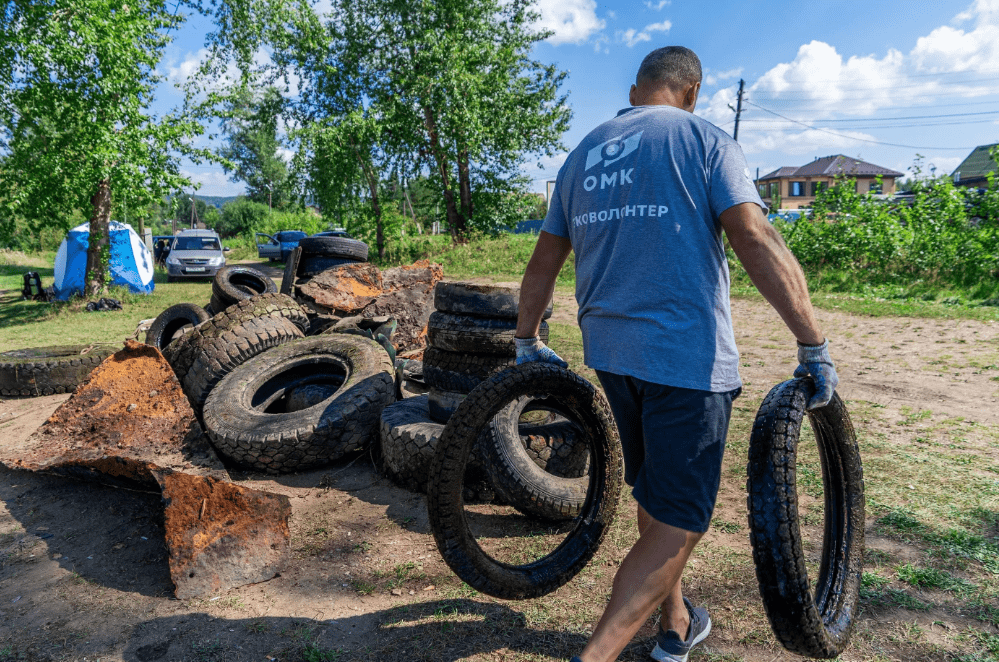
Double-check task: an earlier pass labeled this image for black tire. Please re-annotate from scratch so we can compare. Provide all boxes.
[0,344,117,397]
[378,396,500,502]
[427,363,622,599]
[297,255,364,278]
[379,396,446,493]
[162,293,310,383]
[181,315,305,419]
[428,387,465,423]
[280,246,302,296]
[422,347,514,394]
[145,303,211,351]
[211,265,278,310]
[747,378,865,659]
[202,335,395,474]
[483,397,590,521]
[298,236,369,261]
[434,281,552,320]
[427,312,549,356]
[203,301,214,316]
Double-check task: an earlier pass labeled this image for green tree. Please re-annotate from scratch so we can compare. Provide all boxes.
[333,0,571,241]
[218,197,270,237]
[0,0,210,295]
[200,0,571,244]
[218,86,293,210]
[172,196,211,229]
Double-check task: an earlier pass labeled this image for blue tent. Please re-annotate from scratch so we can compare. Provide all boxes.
[53,221,155,300]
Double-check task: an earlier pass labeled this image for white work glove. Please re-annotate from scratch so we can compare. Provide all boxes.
[514,336,567,368]
[793,339,839,410]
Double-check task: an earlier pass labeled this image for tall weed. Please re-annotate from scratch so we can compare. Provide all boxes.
[779,173,999,301]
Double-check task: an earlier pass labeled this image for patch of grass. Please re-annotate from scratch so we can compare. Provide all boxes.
[953,630,999,662]
[302,643,344,662]
[862,572,891,590]
[896,563,976,594]
[927,528,999,575]
[861,586,932,611]
[877,509,927,536]
[350,579,376,595]
[711,519,743,534]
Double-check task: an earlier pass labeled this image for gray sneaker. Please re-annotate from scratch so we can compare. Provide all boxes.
[650,597,711,662]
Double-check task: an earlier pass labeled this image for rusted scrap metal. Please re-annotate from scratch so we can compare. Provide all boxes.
[154,470,291,600]
[0,339,291,598]
[360,260,443,352]
[297,262,384,313]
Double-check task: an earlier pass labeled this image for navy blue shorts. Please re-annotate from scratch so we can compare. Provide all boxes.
[596,370,740,533]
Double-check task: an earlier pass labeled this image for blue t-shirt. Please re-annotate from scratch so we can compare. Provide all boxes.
[542,105,766,392]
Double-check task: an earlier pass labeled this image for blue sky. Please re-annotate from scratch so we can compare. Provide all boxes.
[156,0,999,198]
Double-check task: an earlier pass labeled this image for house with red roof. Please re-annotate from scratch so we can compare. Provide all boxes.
[756,155,903,210]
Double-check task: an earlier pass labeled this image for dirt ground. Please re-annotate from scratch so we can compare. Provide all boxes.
[1,292,998,662]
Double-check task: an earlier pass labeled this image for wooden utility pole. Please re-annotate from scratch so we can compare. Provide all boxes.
[732,79,745,141]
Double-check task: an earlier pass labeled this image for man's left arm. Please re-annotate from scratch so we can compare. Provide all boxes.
[720,203,838,409]
[515,231,573,366]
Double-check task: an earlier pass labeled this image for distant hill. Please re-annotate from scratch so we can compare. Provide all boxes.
[194,195,240,208]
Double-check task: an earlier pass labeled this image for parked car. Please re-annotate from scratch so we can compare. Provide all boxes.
[165,229,229,282]
[310,228,352,239]
[256,230,307,262]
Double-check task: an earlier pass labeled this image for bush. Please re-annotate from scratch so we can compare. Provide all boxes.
[217,198,270,237]
[779,173,999,298]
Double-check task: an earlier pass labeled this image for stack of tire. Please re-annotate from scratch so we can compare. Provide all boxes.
[378,282,589,518]
[145,265,281,354]
[280,235,370,299]
[140,264,393,476]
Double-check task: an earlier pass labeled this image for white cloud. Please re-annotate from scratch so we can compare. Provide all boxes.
[180,169,246,197]
[533,0,605,45]
[644,0,670,10]
[616,20,671,48]
[704,67,743,86]
[166,48,210,86]
[696,0,999,157]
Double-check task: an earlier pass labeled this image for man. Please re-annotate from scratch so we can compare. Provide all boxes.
[513,46,838,662]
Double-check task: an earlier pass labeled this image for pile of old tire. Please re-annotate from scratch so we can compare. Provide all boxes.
[0,344,118,397]
[423,281,550,423]
[378,282,528,495]
[160,293,310,421]
[208,265,278,315]
[281,236,370,298]
[379,282,589,517]
[201,332,395,474]
[747,378,864,658]
[145,303,212,351]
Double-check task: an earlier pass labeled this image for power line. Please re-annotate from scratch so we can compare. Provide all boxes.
[789,110,999,123]
[738,99,999,113]
[740,118,999,130]
[743,101,979,150]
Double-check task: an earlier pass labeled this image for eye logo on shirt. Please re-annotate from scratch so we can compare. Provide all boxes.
[584,131,644,171]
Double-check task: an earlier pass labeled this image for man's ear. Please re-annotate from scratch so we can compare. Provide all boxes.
[629,83,638,106]
[684,81,701,110]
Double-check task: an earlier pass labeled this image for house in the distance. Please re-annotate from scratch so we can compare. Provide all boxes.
[951,143,999,188]
[757,155,903,210]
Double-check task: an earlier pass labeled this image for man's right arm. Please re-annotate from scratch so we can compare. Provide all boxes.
[720,203,822,344]
[720,202,837,408]
[515,231,573,366]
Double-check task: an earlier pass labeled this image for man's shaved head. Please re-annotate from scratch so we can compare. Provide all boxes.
[636,46,702,92]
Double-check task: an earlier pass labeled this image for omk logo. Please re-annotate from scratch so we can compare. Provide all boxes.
[582,131,642,192]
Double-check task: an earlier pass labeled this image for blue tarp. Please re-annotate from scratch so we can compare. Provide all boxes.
[53,221,155,300]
